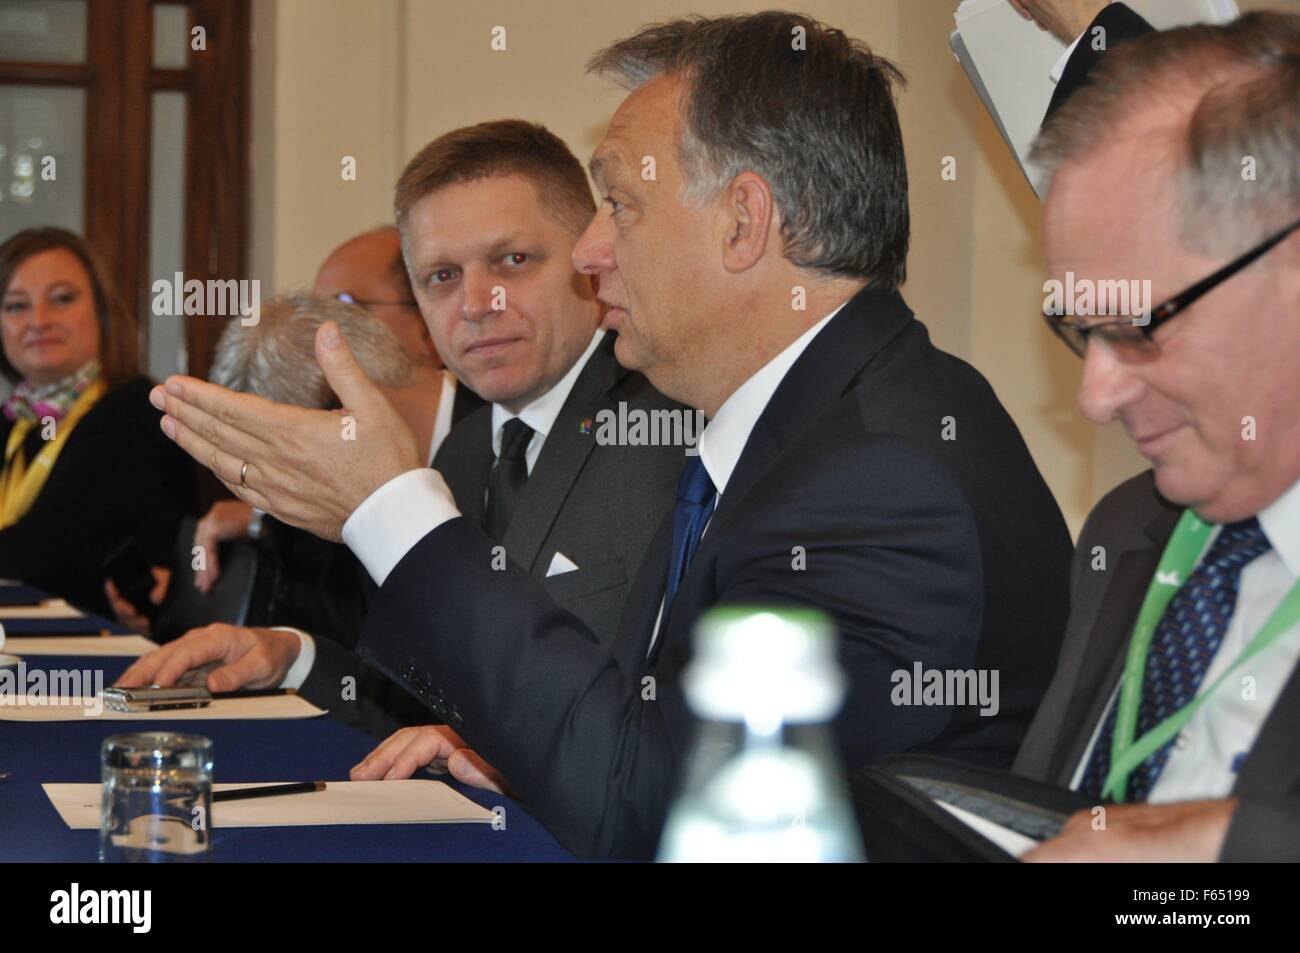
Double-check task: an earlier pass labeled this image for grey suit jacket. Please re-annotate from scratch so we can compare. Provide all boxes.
[434,334,684,640]
[1014,471,1300,861]
[302,333,686,737]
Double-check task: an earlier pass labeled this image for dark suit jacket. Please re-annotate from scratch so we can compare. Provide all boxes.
[1044,3,1154,122]
[302,334,685,736]
[245,516,369,651]
[0,375,196,616]
[1013,473,1300,861]
[449,380,485,425]
[358,286,1074,858]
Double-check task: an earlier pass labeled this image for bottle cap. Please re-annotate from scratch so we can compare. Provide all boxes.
[684,606,845,727]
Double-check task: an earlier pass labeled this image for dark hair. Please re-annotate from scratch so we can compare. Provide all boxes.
[395,120,596,239]
[0,227,140,387]
[588,11,910,287]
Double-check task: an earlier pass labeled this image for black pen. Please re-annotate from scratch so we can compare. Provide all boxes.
[211,688,298,699]
[213,781,325,803]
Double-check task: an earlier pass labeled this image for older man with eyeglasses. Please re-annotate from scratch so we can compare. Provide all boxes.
[1015,11,1300,862]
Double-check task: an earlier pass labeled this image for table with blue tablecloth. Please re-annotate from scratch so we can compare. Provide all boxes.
[0,602,573,862]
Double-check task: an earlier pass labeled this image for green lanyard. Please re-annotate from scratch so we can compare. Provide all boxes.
[1101,509,1300,802]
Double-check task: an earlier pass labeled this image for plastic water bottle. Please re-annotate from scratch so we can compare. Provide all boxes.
[657,606,864,862]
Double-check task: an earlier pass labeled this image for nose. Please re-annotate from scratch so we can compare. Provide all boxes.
[572,207,616,276]
[1077,339,1145,425]
[29,298,55,328]
[459,267,494,323]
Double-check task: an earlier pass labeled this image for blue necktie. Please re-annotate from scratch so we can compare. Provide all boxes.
[663,456,716,609]
[1079,517,1272,800]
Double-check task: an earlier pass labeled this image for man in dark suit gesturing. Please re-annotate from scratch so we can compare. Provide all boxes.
[122,122,685,771]
[1016,12,1300,861]
[143,13,1072,858]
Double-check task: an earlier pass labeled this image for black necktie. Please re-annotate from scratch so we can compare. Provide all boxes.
[484,418,533,543]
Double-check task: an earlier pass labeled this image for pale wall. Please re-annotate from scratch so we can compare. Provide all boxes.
[248,0,1295,536]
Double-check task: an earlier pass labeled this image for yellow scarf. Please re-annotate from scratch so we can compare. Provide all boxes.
[0,378,106,529]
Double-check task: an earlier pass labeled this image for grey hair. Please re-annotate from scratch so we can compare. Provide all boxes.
[588,11,909,287]
[209,293,413,408]
[1032,11,1300,256]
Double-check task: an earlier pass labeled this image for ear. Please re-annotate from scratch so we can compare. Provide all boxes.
[720,172,776,274]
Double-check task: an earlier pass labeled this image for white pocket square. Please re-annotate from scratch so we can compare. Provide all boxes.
[545,552,580,577]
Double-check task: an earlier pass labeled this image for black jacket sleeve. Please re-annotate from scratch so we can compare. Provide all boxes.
[1044,3,1156,122]
[1220,795,1300,862]
[298,629,434,740]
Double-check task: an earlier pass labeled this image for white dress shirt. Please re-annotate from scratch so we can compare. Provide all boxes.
[644,304,844,654]
[1049,32,1085,84]
[1069,476,1300,801]
[427,369,459,466]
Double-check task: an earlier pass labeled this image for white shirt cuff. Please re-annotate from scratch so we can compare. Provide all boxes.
[1050,32,1085,84]
[341,467,462,586]
[273,627,316,690]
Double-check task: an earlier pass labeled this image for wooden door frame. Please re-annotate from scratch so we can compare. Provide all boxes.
[0,0,250,382]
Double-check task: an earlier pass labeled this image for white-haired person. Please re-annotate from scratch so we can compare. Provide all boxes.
[107,293,436,662]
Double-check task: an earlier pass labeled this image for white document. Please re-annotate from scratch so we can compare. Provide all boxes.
[1,636,157,657]
[43,780,494,829]
[0,598,84,619]
[934,798,1039,857]
[952,0,1239,195]
[0,693,326,722]
[545,551,580,577]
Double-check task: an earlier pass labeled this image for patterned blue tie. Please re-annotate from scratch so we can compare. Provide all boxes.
[1079,517,1272,800]
[663,456,717,609]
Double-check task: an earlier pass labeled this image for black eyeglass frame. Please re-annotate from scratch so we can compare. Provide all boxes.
[1043,217,1300,358]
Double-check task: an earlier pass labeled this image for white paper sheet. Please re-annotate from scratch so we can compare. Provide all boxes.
[0,598,85,619]
[0,693,326,721]
[1,636,157,656]
[934,798,1039,857]
[43,780,495,829]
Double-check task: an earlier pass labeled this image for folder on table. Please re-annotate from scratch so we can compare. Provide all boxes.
[850,753,1096,861]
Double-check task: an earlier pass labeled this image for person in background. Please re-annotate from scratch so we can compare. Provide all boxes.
[107,227,485,625]
[110,293,439,653]
[189,226,483,595]
[1009,0,1157,120]
[206,293,429,652]
[0,227,195,616]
